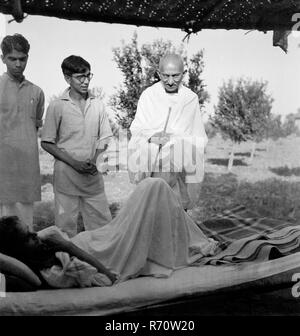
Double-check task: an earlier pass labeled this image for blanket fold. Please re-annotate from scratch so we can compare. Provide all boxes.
[195,205,300,265]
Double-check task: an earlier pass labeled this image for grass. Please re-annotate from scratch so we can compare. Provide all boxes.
[35,171,300,231]
[190,173,300,223]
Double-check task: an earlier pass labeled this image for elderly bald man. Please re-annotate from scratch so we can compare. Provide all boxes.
[128,54,208,210]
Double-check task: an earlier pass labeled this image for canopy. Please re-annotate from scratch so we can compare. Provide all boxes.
[0,1,299,51]
[0,0,299,31]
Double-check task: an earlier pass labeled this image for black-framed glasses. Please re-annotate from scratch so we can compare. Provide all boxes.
[72,72,94,83]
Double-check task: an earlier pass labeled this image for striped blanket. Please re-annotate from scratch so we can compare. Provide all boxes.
[195,205,300,265]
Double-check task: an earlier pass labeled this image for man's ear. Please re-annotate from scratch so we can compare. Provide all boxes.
[64,74,71,85]
[1,54,5,64]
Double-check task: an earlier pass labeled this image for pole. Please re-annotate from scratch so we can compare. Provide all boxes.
[150,107,172,177]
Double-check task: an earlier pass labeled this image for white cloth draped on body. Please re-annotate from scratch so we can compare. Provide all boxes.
[39,178,218,288]
[128,82,208,209]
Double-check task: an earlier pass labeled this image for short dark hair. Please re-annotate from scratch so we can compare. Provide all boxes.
[0,34,30,56]
[0,216,23,256]
[61,55,91,76]
[0,216,56,272]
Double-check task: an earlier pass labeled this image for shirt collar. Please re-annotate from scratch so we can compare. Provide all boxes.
[4,72,28,86]
[60,87,96,101]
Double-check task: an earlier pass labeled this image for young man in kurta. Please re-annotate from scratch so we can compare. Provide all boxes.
[0,34,45,228]
[41,55,112,238]
[128,54,208,210]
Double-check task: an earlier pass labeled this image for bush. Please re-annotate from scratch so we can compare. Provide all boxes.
[110,32,209,131]
[205,121,218,139]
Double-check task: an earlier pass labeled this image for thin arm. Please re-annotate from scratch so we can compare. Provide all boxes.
[41,141,97,175]
[41,236,117,284]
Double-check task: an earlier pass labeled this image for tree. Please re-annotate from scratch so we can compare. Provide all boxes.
[89,86,105,100]
[211,77,273,170]
[204,120,218,139]
[263,112,300,142]
[110,31,209,134]
[265,114,283,141]
[281,113,300,137]
[187,50,210,113]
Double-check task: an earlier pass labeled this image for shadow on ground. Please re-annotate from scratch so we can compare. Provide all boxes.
[235,152,251,157]
[207,158,248,166]
[269,166,300,177]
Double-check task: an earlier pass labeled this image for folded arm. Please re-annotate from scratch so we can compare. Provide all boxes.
[41,233,117,284]
[41,141,98,175]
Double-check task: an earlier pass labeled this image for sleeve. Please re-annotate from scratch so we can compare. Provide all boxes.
[41,101,61,144]
[97,103,113,149]
[129,90,157,142]
[36,89,45,128]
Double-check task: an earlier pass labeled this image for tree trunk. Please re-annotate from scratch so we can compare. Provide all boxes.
[266,138,271,153]
[228,142,235,171]
[249,141,256,164]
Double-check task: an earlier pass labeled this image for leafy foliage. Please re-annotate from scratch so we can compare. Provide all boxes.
[110,31,209,131]
[265,113,300,140]
[211,78,274,143]
[187,50,210,111]
[281,113,300,137]
[204,120,218,139]
[265,114,283,140]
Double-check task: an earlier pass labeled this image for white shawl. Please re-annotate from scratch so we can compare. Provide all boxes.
[128,82,208,208]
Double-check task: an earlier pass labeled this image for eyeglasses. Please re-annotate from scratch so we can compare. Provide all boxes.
[72,72,94,83]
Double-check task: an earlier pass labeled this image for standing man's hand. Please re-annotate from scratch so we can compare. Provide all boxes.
[40,142,99,175]
[72,159,98,175]
[149,131,171,147]
[85,160,99,175]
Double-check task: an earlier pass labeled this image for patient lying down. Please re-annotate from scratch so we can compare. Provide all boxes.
[0,178,218,291]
